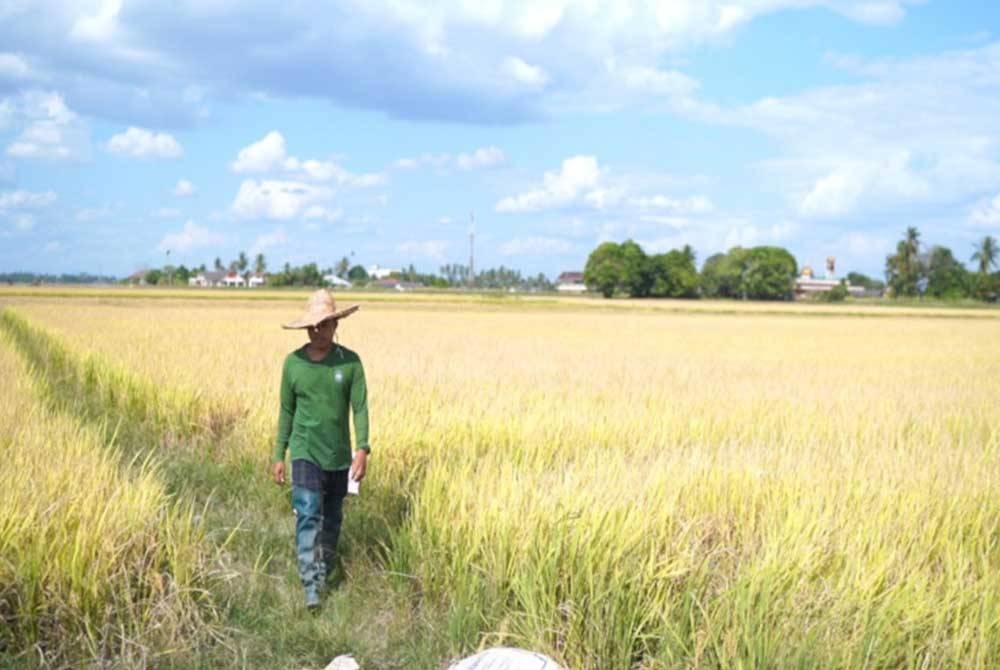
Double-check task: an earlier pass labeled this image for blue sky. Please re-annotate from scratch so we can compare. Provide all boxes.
[1,0,999,279]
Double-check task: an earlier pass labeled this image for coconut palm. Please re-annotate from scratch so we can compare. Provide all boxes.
[971,235,997,275]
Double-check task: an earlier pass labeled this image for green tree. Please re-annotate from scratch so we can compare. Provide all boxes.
[700,248,750,299]
[213,257,224,272]
[619,239,652,297]
[143,269,163,285]
[742,246,797,300]
[175,265,191,284]
[885,227,923,297]
[971,235,998,300]
[649,245,699,298]
[254,253,267,274]
[925,246,969,299]
[846,271,884,292]
[584,242,624,298]
[335,256,350,278]
[348,265,369,282]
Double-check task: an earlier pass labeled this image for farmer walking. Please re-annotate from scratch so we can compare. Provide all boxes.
[272,289,370,609]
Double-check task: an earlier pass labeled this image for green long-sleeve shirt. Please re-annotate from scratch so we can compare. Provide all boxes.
[274,344,370,470]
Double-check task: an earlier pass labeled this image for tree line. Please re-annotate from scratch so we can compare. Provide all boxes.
[583,231,999,301]
[138,251,554,291]
[885,228,998,300]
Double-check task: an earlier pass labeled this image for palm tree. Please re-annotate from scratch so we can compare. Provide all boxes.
[971,235,997,275]
[237,251,249,274]
[254,253,266,274]
[214,257,224,272]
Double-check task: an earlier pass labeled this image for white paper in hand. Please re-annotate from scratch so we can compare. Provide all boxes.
[347,468,360,496]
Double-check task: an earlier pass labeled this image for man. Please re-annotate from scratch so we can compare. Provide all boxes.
[272,289,370,609]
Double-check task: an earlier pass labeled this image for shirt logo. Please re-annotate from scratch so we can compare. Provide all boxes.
[334,370,344,383]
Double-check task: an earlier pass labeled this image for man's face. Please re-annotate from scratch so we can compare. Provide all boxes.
[307,318,338,345]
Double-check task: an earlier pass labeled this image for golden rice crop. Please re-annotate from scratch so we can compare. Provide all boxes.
[0,326,218,667]
[4,295,999,668]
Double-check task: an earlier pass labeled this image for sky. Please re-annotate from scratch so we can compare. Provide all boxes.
[1,0,999,279]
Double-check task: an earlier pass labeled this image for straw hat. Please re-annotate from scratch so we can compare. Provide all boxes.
[282,289,359,329]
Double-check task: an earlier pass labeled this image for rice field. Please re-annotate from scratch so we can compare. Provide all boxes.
[1,290,998,668]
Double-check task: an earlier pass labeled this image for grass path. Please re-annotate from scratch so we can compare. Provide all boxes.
[0,307,452,669]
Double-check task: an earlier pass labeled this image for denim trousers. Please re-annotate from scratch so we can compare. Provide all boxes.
[291,463,348,591]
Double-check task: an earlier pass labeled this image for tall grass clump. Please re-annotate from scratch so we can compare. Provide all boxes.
[0,331,220,667]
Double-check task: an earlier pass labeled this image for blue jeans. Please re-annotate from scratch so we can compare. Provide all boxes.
[291,471,347,590]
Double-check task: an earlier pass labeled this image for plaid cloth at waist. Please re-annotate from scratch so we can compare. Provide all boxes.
[292,458,349,495]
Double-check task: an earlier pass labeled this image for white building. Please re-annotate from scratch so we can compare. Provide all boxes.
[367,264,399,280]
[556,271,586,293]
[323,274,352,288]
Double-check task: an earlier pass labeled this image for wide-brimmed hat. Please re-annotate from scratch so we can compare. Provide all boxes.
[282,289,359,329]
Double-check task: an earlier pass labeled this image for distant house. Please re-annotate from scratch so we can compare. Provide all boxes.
[127,270,148,286]
[323,274,352,288]
[367,264,400,280]
[556,271,586,293]
[189,271,226,287]
[793,262,865,300]
[248,272,267,288]
[375,278,423,291]
[222,272,245,287]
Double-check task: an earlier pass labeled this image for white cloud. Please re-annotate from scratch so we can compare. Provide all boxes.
[630,194,714,214]
[251,227,288,254]
[14,214,34,230]
[499,236,573,256]
[105,126,183,159]
[43,240,61,253]
[496,155,604,213]
[231,131,286,173]
[719,43,1000,223]
[230,131,383,187]
[394,146,505,171]
[231,179,333,220]
[0,189,57,211]
[395,239,449,262]
[969,194,1000,228]
[151,207,181,219]
[70,0,123,43]
[173,179,196,197]
[5,92,88,161]
[156,220,224,252]
[501,56,548,88]
[303,205,343,223]
[0,53,32,81]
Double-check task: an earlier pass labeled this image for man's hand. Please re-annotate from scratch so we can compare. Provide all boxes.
[351,450,368,482]
[272,460,286,485]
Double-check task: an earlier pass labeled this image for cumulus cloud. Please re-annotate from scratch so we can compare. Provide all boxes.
[105,126,183,158]
[230,131,383,187]
[156,220,224,252]
[501,57,548,89]
[173,179,196,197]
[5,91,88,160]
[496,155,604,213]
[393,146,506,172]
[303,206,343,223]
[231,179,334,220]
[722,42,1000,221]
[0,1,916,126]
[630,194,714,215]
[0,53,33,81]
[499,236,573,256]
[0,188,57,211]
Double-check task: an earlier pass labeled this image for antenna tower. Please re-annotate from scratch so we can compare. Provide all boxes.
[468,212,475,288]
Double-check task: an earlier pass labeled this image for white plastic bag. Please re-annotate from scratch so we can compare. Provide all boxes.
[448,647,563,670]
